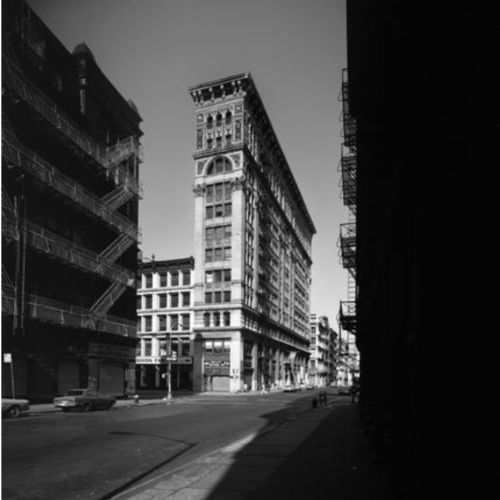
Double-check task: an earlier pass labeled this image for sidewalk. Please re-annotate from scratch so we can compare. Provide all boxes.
[109,395,397,500]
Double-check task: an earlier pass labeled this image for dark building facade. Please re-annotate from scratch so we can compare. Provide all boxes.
[2,0,143,401]
[345,1,499,497]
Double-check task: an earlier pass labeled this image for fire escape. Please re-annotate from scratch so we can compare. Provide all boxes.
[338,68,357,337]
[1,14,141,335]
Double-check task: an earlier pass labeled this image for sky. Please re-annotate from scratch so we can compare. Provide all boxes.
[25,0,350,326]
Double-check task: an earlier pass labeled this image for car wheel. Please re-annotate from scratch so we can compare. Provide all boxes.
[7,405,21,418]
[80,403,91,412]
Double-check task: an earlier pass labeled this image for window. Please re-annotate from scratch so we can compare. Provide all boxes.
[145,316,152,332]
[144,295,152,309]
[224,311,231,326]
[159,294,167,308]
[159,272,167,287]
[183,270,191,285]
[205,291,231,304]
[205,269,231,284]
[159,315,167,331]
[171,293,179,308]
[182,314,190,331]
[206,206,214,219]
[145,274,152,288]
[216,113,222,127]
[207,115,213,129]
[205,340,213,353]
[144,339,152,356]
[214,312,220,327]
[182,292,190,307]
[137,296,142,310]
[206,248,214,262]
[213,203,232,218]
[181,340,190,356]
[171,271,179,286]
[225,111,232,125]
[206,157,232,175]
[204,312,211,327]
[171,315,179,331]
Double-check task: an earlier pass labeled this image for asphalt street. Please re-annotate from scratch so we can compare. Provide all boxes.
[2,390,325,500]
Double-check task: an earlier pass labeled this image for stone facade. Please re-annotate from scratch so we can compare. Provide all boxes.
[189,73,316,393]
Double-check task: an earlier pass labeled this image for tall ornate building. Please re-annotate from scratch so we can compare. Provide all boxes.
[189,73,316,393]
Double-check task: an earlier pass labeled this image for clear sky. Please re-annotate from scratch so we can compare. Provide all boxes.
[26,0,350,327]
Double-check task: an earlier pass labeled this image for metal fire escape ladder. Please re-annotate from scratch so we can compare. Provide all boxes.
[101,187,135,212]
[338,68,358,336]
[99,233,135,264]
[90,281,127,318]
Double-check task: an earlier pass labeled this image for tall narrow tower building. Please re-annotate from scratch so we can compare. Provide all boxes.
[189,73,315,393]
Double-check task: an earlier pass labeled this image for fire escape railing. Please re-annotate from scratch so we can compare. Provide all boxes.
[338,68,358,336]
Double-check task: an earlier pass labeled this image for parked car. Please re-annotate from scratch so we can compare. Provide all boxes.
[53,389,116,412]
[2,398,30,418]
[283,384,298,393]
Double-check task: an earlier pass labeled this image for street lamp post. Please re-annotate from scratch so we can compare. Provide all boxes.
[166,331,172,402]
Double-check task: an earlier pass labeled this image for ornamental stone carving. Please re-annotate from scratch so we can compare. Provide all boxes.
[192,183,206,197]
[231,177,246,192]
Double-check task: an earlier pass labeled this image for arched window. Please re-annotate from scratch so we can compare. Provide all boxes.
[207,115,213,129]
[225,111,232,125]
[224,311,231,326]
[216,113,223,127]
[206,157,232,176]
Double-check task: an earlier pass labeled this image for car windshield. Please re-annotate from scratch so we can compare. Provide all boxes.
[65,390,85,396]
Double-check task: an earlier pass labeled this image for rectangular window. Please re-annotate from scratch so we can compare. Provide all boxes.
[214,291,222,303]
[206,206,214,219]
[137,296,142,310]
[205,341,213,353]
[205,248,214,262]
[214,248,223,261]
[206,227,215,241]
[225,203,232,216]
[224,290,231,303]
[215,205,224,217]
[224,247,232,260]
[181,340,190,356]
[213,340,223,353]
[159,294,167,308]
[144,339,152,356]
[171,293,179,308]
[144,295,152,309]
[159,272,167,287]
[145,316,152,332]
[182,314,190,331]
[205,292,213,304]
[171,271,179,286]
[171,315,179,331]
[145,274,153,288]
[159,315,167,331]
[182,292,190,307]
[183,270,191,285]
